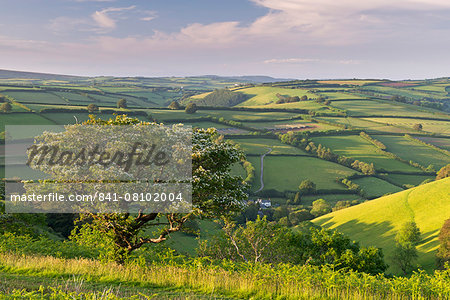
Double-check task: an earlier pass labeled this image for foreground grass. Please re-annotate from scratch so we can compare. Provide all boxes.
[0,252,449,299]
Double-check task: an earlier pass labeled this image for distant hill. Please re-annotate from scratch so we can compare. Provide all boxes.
[312,177,450,274]
[0,69,291,84]
[188,89,250,107]
[0,69,86,81]
[202,75,293,83]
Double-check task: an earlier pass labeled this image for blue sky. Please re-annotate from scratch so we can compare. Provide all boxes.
[0,0,449,79]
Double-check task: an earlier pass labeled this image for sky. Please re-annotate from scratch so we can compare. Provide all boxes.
[0,0,449,79]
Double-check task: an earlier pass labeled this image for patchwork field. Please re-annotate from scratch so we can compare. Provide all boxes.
[0,113,55,133]
[262,156,356,192]
[311,135,420,172]
[415,136,450,150]
[330,99,442,118]
[231,138,309,155]
[3,91,68,105]
[352,176,403,198]
[363,117,450,136]
[381,174,434,187]
[233,86,317,106]
[375,135,449,169]
[300,193,364,207]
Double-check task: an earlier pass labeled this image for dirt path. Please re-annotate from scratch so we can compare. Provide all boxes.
[255,147,272,193]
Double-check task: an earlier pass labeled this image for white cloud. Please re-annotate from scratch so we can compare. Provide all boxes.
[74,0,115,2]
[91,5,136,29]
[264,58,319,64]
[140,10,157,22]
[264,58,361,64]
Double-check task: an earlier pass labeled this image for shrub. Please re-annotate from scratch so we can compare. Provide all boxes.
[437,218,450,269]
[87,103,98,112]
[0,102,12,113]
[185,102,198,114]
[117,98,127,108]
[310,199,331,217]
[168,101,180,110]
[299,179,316,194]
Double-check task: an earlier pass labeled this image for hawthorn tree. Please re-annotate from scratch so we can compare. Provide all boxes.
[392,221,421,275]
[87,103,98,113]
[413,123,423,131]
[27,115,247,263]
[117,98,127,109]
[299,179,316,194]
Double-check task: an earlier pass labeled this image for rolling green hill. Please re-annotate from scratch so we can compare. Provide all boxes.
[313,177,450,274]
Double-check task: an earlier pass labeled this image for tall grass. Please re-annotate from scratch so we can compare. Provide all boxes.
[0,253,449,299]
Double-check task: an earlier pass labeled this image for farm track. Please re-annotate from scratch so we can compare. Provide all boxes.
[255,147,272,193]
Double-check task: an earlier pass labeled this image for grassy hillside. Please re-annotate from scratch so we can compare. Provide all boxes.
[313,178,450,273]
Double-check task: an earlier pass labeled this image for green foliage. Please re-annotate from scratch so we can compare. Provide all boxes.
[185,102,197,114]
[437,218,450,269]
[289,209,314,224]
[396,221,421,246]
[86,103,98,112]
[0,232,97,258]
[333,200,360,212]
[194,89,249,107]
[67,115,247,263]
[413,123,423,131]
[1,251,449,299]
[392,222,421,276]
[0,102,12,112]
[241,159,255,183]
[168,100,180,110]
[436,164,450,180]
[314,178,450,274]
[117,98,127,108]
[299,179,316,194]
[275,93,300,104]
[360,131,387,150]
[310,199,332,217]
[200,217,387,274]
[235,202,258,224]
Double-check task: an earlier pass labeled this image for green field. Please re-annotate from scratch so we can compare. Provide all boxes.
[314,178,450,273]
[415,136,450,150]
[121,90,178,106]
[380,174,433,186]
[241,119,340,132]
[315,117,418,134]
[352,176,403,198]
[300,193,364,207]
[330,99,442,118]
[375,135,449,169]
[3,91,68,105]
[320,91,365,100]
[253,101,327,111]
[364,117,450,136]
[231,138,309,155]
[0,113,55,133]
[262,156,356,191]
[365,85,444,101]
[312,135,420,172]
[233,86,317,106]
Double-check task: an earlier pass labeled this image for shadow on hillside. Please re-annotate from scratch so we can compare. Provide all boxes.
[418,229,440,252]
[317,218,396,247]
